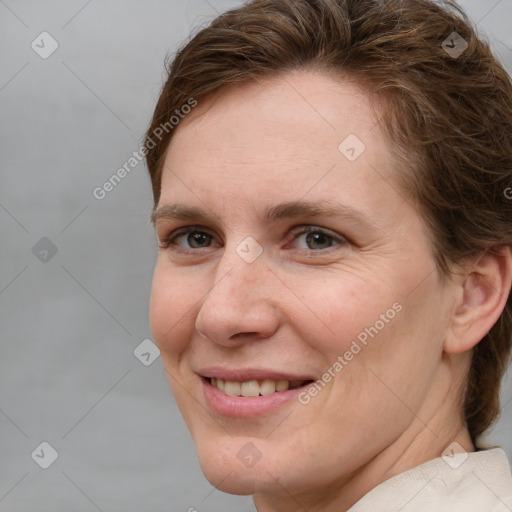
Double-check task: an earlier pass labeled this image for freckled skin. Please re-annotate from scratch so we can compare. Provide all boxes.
[149,69,475,512]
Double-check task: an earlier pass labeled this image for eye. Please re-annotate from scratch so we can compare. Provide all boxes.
[288,226,347,252]
[158,225,348,255]
[158,226,218,251]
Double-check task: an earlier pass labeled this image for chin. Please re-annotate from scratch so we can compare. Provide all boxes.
[197,447,266,495]
[193,434,287,496]
[201,463,262,495]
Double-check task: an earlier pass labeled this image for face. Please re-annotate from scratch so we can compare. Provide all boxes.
[149,69,455,500]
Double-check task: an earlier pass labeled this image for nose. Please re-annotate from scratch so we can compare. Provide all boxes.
[194,242,281,347]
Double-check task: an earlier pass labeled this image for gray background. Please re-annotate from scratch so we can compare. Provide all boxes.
[1,1,511,511]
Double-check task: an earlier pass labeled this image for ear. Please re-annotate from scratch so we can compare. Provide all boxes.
[444,246,512,355]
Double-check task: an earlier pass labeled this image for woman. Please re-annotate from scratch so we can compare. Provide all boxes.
[144,0,512,510]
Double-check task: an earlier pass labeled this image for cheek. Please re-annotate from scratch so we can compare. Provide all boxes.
[291,271,401,359]
[149,262,198,359]
[312,268,446,422]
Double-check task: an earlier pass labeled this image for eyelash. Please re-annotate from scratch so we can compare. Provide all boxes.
[158,225,348,257]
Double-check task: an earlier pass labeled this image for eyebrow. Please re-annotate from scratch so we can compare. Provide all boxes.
[151,200,373,229]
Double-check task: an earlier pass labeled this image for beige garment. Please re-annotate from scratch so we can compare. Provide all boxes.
[348,448,512,512]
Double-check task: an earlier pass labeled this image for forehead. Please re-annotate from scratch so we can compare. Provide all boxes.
[158,69,399,219]
[167,69,381,158]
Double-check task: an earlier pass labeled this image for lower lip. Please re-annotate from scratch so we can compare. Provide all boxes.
[202,378,308,418]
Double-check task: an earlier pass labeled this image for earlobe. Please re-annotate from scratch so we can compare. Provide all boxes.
[445,246,512,355]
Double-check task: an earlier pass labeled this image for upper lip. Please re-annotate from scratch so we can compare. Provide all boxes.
[198,366,316,382]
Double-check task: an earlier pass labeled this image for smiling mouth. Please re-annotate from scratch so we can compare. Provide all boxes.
[205,377,314,397]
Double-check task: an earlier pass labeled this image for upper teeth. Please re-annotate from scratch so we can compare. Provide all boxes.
[211,378,306,397]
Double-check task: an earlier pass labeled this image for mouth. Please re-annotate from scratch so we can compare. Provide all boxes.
[204,377,314,397]
[198,368,317,417]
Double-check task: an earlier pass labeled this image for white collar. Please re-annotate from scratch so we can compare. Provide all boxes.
[348,447,512,511]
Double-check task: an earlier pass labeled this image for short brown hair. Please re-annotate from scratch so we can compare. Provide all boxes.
[145,0,512,446]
